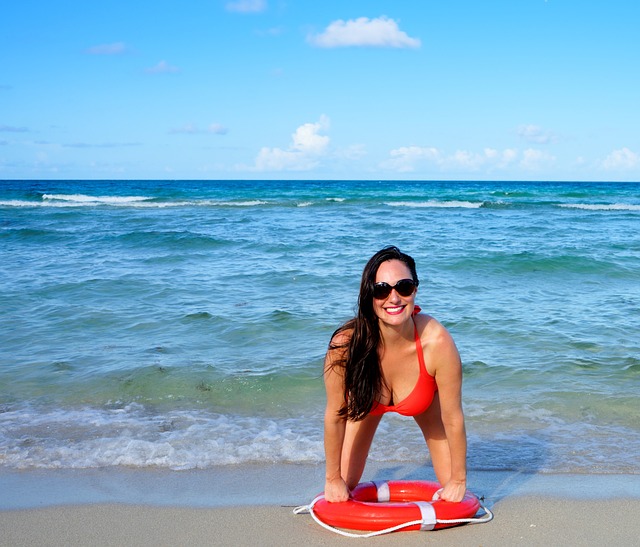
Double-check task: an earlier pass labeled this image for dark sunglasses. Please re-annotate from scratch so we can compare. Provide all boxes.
[373,278,418,299]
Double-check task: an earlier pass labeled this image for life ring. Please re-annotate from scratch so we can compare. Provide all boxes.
[311,480,482,532]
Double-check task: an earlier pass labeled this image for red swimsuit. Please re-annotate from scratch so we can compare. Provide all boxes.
[369,317,437,417]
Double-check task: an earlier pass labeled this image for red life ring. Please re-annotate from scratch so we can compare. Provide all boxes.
[312,480,481,532]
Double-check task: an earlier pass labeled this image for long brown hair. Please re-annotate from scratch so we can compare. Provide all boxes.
[328,246,419,421]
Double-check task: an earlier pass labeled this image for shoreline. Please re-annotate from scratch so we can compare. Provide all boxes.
[2,463,640,510]
[1,465,639,546]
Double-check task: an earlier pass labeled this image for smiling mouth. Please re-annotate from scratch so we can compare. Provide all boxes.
[384,305,405,314]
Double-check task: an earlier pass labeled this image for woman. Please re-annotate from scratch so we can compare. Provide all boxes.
[323,246,467,503]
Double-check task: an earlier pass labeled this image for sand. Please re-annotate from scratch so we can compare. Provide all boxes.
[1,465,639,546]
[2,498,640,546]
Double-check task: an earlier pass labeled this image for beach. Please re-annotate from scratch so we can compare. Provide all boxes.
[3,498,639,547]
[1,465,639,546]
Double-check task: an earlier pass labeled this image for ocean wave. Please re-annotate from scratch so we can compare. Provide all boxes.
[0,200,41,207]
[203,199,269,207]
[0,196,271,208]
[2,402,639,472]
[385,200,484,208]
[0,404,325,470]
[558,203,640,211]
[6,194,636,212]
[43,194,151,204]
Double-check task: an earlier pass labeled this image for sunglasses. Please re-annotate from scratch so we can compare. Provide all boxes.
[373,278,418,299]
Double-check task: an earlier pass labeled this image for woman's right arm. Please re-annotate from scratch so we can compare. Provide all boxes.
[323,339,351,502]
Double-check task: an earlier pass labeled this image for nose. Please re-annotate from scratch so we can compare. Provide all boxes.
[387,288,402,302]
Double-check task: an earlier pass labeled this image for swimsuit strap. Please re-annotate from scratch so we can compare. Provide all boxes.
[413,315,427,374]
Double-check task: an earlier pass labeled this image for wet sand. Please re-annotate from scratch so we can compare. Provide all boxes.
[1,465,638,546]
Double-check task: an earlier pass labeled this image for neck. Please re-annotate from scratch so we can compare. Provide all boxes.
[378,316,415,345]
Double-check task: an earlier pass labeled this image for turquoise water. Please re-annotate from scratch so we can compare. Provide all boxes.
[1,180,639,472]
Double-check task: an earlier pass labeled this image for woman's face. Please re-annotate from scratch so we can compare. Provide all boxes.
[372,259,417,326]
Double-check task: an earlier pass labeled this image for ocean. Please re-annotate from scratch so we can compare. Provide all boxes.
[1,179,639,475]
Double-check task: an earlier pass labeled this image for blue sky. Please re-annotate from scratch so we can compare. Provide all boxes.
[1,0,639,181]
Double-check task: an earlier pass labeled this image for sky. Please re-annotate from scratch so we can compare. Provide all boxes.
[1,0,639,181]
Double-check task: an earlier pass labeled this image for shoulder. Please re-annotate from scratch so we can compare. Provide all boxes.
[414,312,453,345]
[413,312,460,367]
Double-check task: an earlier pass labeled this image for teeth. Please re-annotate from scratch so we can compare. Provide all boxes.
[386,306,403,312]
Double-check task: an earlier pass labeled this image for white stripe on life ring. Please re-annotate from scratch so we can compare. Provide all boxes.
[414,501,437,531]
[373,480,390,502]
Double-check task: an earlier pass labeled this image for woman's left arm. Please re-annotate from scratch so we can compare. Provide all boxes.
[432,325,468,502]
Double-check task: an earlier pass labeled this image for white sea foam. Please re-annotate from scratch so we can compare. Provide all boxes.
[202,200,269,207]
[42,194,151,204]
[0,200,37,207]
[0,197,270,208]
[0,404,325,470]
[3,400,638,472]
[386,200,483,208]
[0,404,441,470]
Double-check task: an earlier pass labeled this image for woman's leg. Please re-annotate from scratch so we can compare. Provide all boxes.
[413,392,452,485]
[341,414,383,489]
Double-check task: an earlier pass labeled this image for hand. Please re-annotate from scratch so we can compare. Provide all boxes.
[439,479,467,503]
[324,477,351,503]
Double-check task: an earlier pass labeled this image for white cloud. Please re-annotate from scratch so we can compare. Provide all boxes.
[208,123,229,135]
[483,148,518,168]
[226,0,267,13]
[602,147,639,170]
[381,146,518,172]
[517,124,558,144]
[291,117,330,153]
[381,146,441,172]
[85,42,128,55]
[520,148,555,171]
[62,142,140,149]
[252,116,330,171]
[145,60,180,74]
[170,123,228,135]
[308,16,421,49]
[254,147,314,171]
[447,150,485,170]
